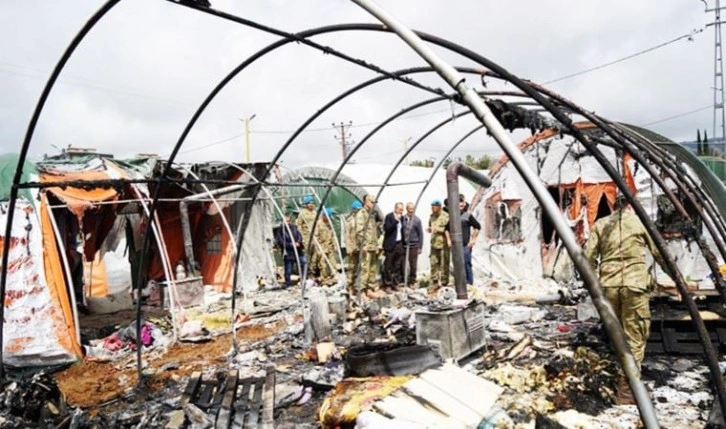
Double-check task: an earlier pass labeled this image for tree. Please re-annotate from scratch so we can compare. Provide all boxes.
[697,129,703,155]
[704,129,710,156]
[409,159,433,167]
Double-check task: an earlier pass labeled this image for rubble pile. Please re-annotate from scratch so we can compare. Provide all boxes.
[0,282,718,428]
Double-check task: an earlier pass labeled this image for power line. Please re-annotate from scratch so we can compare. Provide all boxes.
[544,27,704,85]
[178,133,244,154]
[0,61,195,106]
[639,104,711,126]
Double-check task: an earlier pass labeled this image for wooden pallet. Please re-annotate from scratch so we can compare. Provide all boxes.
[181,366,275,428]
[647,321,726,355]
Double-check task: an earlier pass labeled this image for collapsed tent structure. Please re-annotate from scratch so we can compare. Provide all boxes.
[470,123,725,289]
[3,1,726,426]
[0,152,278,366]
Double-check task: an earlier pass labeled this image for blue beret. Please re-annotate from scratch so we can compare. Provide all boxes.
[302,195,314,205]
[351,201,363,210]
[431,199,442,206]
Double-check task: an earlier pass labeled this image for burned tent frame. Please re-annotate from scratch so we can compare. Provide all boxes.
[1,0,725,426]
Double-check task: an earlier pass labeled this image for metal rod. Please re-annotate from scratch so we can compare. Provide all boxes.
[349,0,660,426]
[527,81,726,415]
[405,125,485,287]
[446,163,492,299]
[0,0,121,380]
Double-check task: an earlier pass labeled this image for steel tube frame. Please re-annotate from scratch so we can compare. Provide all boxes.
[350,0,660,425]
[446,163,492,298]
[3,5,723,421]
[0,0,121,380]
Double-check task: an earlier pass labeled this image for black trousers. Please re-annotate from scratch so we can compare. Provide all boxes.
[382,241,405,286]
[405,246,420,285]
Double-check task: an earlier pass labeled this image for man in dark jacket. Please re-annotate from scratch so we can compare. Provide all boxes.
[458,196,481,285]
[382,202,405,288]
[273,214,306,288]
[401,202,424,286]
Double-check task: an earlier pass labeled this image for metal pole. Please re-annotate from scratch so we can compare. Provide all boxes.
[245,117,251,163]
[446,163,492,299]
[0,0,121,381]
[349,1,659,427]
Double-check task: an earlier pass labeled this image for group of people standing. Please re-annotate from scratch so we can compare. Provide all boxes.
[344,193,482,298]
[274,193,482,299]
[273,196,339,288]
[344,198,426,299]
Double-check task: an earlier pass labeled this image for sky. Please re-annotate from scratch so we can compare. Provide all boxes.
[0,0,717,169]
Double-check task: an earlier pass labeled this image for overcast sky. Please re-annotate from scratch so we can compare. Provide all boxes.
[0,0,716,168]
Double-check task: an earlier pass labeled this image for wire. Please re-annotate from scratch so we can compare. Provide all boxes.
[0,62,195,105]
[178,133,244,153]
[543,28,704,85]
[250,107,458,135]
[639,104,711,127]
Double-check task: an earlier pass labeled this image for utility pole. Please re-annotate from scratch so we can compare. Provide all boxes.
[333,121,354,161]
[240,113,256,163]
[706,0,726,155]
[402,136,412,166]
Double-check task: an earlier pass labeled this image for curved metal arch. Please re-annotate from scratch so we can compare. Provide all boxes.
[0,0,121,379]
[530,83,726,280]
[589,130,726,298]
[609,125,726,254]
[349,20,723,420]
[230,75,527,299]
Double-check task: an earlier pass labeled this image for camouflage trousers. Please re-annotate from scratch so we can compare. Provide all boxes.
[310,248,334,284]
[604,286,651,370]
[429,247,450,286]
[361,251,380,290]
[347,252,360,293]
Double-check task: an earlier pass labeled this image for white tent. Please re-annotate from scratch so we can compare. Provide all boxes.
[468,129,721,289]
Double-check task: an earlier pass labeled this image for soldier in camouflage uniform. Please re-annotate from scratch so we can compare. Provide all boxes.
[296,196,318,278]
[428,200,450,288]
[585,195,667,405]
[356,194,383,298]
[314,207,337,285]
[345,201,363,292]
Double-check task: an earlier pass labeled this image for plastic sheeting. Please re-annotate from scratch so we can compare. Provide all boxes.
[471,132,723,285]
[0,197,81,366]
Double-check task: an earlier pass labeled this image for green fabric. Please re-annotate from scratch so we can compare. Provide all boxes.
[0,153,39,206]
[618,124,726,222]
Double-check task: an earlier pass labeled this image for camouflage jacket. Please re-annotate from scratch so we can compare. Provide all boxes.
[584,210,666,290]
[345,211,359,252]
[316,219,335,253]
[429,211,449,250]
[295,208,316,247]
[355,208,380,251]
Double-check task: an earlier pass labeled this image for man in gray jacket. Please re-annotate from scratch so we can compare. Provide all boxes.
[401,202,424,286]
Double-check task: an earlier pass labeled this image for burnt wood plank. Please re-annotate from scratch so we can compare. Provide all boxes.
[232,378,253,428]
[216,370,239,429]
[198,380,216,409]
[262,366,275,428]
[181,371,202,407]
[247,379,264,427]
